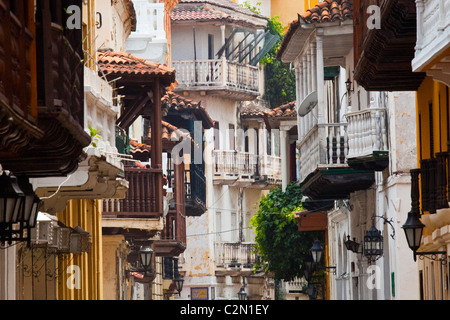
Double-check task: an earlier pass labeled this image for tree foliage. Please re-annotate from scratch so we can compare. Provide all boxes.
[250,184,322,281]
[261,16,296,109]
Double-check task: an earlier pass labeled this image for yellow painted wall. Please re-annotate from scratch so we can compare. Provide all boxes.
[56,200,103,300]
[271,0,319,28]
[416,77,450,162]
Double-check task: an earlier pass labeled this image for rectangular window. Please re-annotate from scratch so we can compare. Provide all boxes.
[208,34,215,60]
[228,124,235,151]
[214,122,220,150]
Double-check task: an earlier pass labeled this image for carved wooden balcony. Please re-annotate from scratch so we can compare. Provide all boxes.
[0,1,44,158]
[412,151,450,215]
[353,0,426,91]
[103,166,163,218]
[157,208,186,257]
[0,0,90,177]
[172,59,260,100]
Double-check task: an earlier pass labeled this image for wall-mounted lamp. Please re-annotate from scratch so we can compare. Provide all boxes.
[345,77,354,94]
[0,173,40,245]
[310,240,336,274]
[402,210,447,263]
[139,246,154,272]
[344,235,360,254]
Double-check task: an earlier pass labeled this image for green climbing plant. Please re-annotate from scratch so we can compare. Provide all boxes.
[250,183,322,281]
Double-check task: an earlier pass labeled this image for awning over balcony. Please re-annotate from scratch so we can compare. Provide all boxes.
[300,167,375,200]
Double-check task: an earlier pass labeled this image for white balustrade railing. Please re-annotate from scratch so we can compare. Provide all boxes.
[298,123,349,183]
[345,108,388,159]
[213,150,258,178]
[215,242,257,268]
[132,1,165,39]
[260,155,282,181]
[172,59,259,93]
[414,0,450,70]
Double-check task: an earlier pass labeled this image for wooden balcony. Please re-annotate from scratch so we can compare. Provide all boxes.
[185,166,207,216]
[298,123,374,200]
[0,0,44,159]
[412,151,450,215]
[214,242,258,276]
[345,107,389,171]
[0,0,90,177]
[172,59,260,100]
[156,209,186,257]
[103,167,163,218]
[353,0,426,91]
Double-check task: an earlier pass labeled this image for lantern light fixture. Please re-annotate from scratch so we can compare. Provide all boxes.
[309,239,336,274]
[139,246,154,271]
[402,210,446,262]
[238,287,247,300]
[363,225,384,263]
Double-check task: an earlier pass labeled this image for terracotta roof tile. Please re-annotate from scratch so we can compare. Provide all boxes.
[162,92,214,129]
[130,120,193,156]
[97,50,175,81]
[171,0,268,28]
[268,101,297,119]
[302,0,353,23]
[277,0,353,60]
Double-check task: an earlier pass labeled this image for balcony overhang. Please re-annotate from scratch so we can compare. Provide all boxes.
[154,239,186,257]
[412,0,450,86]
[33,149,128,214]
[347,150,389,172]
[300,167,375,200]
[353,0,426,91]
[102,217,164,239]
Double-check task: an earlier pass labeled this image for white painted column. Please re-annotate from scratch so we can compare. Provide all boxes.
[280,129,289,191]
[316,29,325,124]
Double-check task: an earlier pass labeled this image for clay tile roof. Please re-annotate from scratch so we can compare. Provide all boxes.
[130,120,194,155]
[268,101,297,119]
[97,50,175,84]
[148,120,192,143]
[171,0,268,28]
[240,102,271,118]
[302,0,353,24]
[277,0,353,60]
[162,92,215,129]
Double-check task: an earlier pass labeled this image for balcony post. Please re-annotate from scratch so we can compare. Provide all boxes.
[280,129,288,191]
[316,29,325,124]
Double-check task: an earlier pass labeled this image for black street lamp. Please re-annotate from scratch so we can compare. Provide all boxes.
[344,235,360,254]
[237,287,247,300]
[310,239,336,274]
[139,246,154,272]
[0,172,24,225]
[363,225,383,263]
[17,177,40,229]
[310,239,323,264]
[402,210,446,262]
[402,210,424,261]
[173,257,184,296]
[0,172,25,244]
